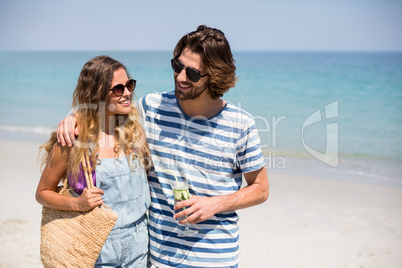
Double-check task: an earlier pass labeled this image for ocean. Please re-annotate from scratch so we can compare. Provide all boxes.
[1,51,401,185]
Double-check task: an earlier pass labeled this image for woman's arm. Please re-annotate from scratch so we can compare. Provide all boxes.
[35,143,104,211]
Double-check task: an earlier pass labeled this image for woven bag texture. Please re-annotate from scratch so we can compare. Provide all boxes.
[40,153,118,267]
[41,186,118,267]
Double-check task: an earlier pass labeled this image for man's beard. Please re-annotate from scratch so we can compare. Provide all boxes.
[174,81,208,101]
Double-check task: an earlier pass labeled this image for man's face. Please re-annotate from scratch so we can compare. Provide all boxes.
[174,48,209,101]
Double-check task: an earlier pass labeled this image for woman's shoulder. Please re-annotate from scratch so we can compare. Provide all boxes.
[51,142,72,162]
[40,131,72,166]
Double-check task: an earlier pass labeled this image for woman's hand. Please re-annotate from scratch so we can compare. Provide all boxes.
[57,114,79,147]
[76,187,104,211]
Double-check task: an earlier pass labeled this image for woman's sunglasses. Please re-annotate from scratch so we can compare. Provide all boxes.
[171,58,207,83]
[109,79,136,96]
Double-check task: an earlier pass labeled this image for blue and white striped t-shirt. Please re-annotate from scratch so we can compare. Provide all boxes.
[138,91,265,268]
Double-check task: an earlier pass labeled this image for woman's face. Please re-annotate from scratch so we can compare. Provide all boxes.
[106,68,132,116]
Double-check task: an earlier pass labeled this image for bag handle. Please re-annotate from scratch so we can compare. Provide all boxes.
[81,150,94,189]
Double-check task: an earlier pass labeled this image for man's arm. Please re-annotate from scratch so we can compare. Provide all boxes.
[57,97,146,147]
[57,114,78,147]
[174,166,269,224]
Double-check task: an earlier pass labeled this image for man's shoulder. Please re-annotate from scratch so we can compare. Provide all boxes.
[222,100,256,125]
[141,91,175,106]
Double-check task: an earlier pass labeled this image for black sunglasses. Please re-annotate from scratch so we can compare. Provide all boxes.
[171,58,207,83]
[109,79,136,96]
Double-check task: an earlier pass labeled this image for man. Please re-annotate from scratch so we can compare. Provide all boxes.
[58,25,269,268]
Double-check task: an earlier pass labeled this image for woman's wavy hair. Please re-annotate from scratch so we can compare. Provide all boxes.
[40,55,151,181]
[173,25,238,99]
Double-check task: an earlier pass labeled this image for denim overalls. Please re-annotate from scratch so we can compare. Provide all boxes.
[94,156,150,267]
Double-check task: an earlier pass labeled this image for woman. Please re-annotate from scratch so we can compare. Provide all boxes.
[36,55,151,267]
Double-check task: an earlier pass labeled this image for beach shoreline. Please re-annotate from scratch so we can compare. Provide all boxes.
[1,139,401,267]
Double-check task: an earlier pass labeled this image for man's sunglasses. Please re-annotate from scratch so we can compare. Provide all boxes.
[109,79,136,96]
[171,58,207,83]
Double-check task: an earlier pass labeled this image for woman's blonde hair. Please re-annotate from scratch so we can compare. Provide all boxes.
[40,55,150,181]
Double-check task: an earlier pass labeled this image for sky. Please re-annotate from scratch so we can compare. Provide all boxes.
[0,0,402,51]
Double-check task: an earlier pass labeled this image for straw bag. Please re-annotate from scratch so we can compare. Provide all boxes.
[40,152,118,268]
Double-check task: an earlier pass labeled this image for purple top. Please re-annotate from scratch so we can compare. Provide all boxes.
[67,163,96,195]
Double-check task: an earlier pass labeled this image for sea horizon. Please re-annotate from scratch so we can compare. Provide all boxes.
[1,50,401,186]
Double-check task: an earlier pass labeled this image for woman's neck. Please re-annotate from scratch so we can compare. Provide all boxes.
[98,112,117,158]
[98,130,115,148]
[98,131,122,159]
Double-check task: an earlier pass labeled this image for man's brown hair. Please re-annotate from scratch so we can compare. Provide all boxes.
[173,25,238,99]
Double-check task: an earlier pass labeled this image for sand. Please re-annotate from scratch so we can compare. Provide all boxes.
[238,172,402,267]
[0,139,401,267]
[0,140,43,267]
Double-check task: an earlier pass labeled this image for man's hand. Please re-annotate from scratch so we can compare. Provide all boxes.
[57,114,79,147]
[173,195,222,224]
[173,167,269,225]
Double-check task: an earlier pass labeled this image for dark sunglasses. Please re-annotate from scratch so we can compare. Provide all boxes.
[109,79,136,96]
[171,58,207,83]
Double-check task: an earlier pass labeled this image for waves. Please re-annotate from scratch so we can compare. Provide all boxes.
[0,125,54,143]
[1,51,401,186]
[0,125,54,135]
[263,149,402,186]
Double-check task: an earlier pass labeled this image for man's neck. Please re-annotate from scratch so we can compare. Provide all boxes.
[178,91,226,119]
